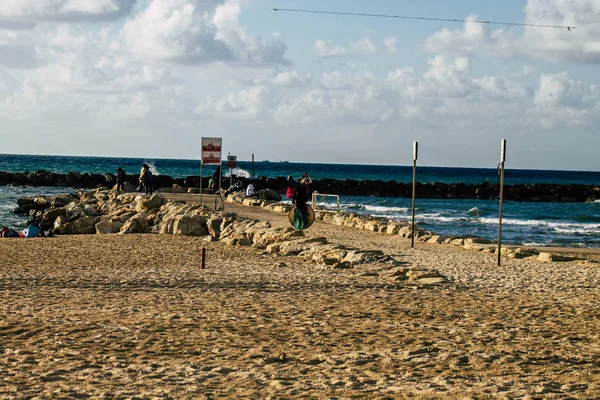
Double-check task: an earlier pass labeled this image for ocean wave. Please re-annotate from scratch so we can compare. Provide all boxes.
[339,203,412,213]
[552,227,600,236]
[363,205,410,213]
[477,217,600,232]
[230,168,251,178]
[467,207,484,216]
[573,214,600,223]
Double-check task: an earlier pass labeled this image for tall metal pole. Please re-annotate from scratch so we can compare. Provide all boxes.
[497,139,506,266]
[411,141,418,248]
[200,160,203,206]
[252,153,255,177]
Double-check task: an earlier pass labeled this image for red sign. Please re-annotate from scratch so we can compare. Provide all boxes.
[201,137,222,166]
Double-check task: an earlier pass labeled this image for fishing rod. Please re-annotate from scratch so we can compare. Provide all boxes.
[272,8,576,31]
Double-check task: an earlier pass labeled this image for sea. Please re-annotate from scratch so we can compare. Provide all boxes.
[1,153,600,249]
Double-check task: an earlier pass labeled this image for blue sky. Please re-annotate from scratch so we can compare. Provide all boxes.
[1,0,599,170]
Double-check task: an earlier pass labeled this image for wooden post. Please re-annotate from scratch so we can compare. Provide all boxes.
[202,247,206,269]
[497,139,506,266]
[411,141,418,248]
[199,161,203,207]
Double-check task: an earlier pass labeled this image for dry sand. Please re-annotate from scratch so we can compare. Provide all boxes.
[1,196,600,398]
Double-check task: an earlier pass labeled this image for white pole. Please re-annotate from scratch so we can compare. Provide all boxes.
[411,141,418,248]
[497,139,506,266]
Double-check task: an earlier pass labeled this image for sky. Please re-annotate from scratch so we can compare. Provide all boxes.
[0,0,599,170]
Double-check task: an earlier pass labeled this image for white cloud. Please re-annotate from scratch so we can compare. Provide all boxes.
[197,86,270,120]
[321,71,374,91]
[314,39,348,57]
[534,72,597,109]
[426,0,600,64]
[0,0,135,23]
[272,71,311,87]
[121,0,289,66]
[384,37,398,54]
[314,38,377,58]
[350,38,376,54]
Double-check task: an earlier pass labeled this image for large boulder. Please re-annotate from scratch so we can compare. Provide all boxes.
[83,204,98,216]
[120,212,150,234]
[111,182,136,193]
[42,207,67,224]
[206,217,223,238]
[259,188,281,201]
[15,196,52,214]
[66,171,82,186]
[51,195,77,208]
[135,193,166,212]
[54,216,99,234]
[65,202,84,218]
[159,214,208,236]
[95,220,124,234]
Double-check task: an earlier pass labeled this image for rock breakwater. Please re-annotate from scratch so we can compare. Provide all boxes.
[2,170,600,202]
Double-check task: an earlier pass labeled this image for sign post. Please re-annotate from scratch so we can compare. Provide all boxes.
[411,141,418,248]
[498,139,506,266]
[201,137,223,205]
[227,154,237,188]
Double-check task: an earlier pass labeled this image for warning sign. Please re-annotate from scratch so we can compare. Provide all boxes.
[227,155,237,168]
[201,137,222,166]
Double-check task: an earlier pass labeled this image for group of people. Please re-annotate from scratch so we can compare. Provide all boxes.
[286,172,312,208]
[114,163,153,195]
[244,172,313,202]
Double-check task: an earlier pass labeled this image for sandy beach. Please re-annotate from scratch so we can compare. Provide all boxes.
[2,195,600,398]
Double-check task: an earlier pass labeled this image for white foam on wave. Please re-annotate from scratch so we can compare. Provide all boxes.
[146,162,160,176]
[363,205,410,213]
[230,168,250,178]
[552,227,600,236]
[478,217,600,235]
[467,207,483,216]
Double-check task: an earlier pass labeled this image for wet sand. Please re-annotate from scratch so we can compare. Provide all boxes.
[1,195,600,398]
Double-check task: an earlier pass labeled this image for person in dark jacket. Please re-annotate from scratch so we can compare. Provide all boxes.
[212,165,222,191]
[116,167,126,192]
[142,164,153,195]
[287,176,307,210]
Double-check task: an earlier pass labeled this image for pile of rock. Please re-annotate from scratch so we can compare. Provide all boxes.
[218,217,447,284]
[224,192,582,263]
[13,189,448,284]
[14,189,580,264]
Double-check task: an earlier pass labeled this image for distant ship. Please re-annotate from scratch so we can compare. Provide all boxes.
[280,160,289,163]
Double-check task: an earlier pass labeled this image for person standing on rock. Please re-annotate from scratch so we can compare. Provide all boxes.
[301,172,313,199]
[141,163,153,195]
[212,165,222,191]
[138,165,146,193]
[116,167,126,192]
